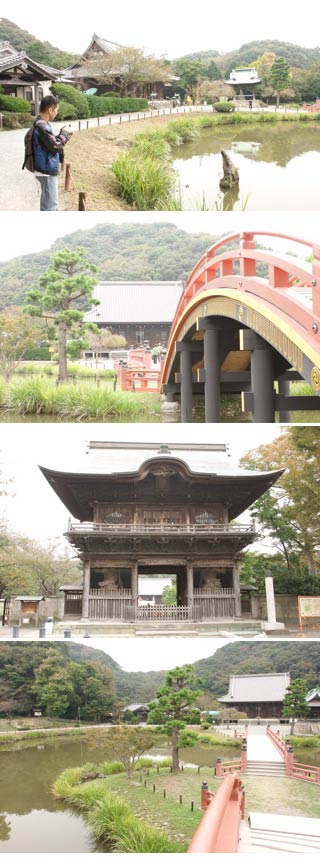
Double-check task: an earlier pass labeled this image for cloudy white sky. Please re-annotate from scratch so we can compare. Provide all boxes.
[0,211,319,264]
[0,423,284,550]
[72,636,227,672]
[1,0,319,59]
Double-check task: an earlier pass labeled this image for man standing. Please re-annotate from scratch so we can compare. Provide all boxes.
[32,95,72,211]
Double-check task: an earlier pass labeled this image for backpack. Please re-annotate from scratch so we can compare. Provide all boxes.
[22,119,45,172]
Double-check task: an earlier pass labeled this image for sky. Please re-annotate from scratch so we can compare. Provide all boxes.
[0,211,319,264]
[71,636,227,672]
[0,423,284,550]
[1,0,320,59]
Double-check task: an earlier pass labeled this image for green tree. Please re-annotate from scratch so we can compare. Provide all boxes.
[33,649,75,717]
[0,306,42,382]
[86,725,156,777]
[0,529,80,597]
[25,247,99,381]
[240,427,320,577]
[162,581,176,606]
[147,665,202,771]
[270,56,291,106]
[282,678,310,735]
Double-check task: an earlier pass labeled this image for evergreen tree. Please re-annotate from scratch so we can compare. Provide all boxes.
[25,247,99,381]
[282,679,310,735]
[147,665,202,771]
[270,56,291,105]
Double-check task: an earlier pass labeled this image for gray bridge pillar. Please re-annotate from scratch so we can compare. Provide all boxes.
[177,343,194,423]
[278,375,291,422]
[203,322,221,423]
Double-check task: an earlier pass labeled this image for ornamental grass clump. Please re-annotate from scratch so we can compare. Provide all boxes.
[166,117,200,142]
[111,152,174,209]
[132,130,171,160]
[111,818,184,853]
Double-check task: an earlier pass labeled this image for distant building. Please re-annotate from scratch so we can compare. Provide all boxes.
[219,672,291,718]
[123,703,150,721]
[0,41,60,114]
[306,688,320,719]
[224,67,261,100]
[64,33,176,98]
[83,281,183,348]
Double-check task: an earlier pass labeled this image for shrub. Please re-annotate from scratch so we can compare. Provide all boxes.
[166,117,199,141]
[50,83,90,118]
[56,100,78,120]
[2,112,33,129]
[214,101,236,113]
[100,760,125,775]
[86,95,148,117]
[0,95,31,113]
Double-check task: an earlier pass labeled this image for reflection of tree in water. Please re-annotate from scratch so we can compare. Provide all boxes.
[0,813,11,841]
[177,123,320,168]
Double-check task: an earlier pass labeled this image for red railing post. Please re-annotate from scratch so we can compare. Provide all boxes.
[215,758,223,778]
[286,745,294,777]
[240,740,247,773]
[201,781,214,810]
[239,231,256,277]
[188,775,245,853]
[311,243,320,317]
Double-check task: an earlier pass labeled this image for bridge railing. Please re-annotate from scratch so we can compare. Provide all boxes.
[187,775,245,853]
[162,230,320,387]
[266,725,320,783]
[216,740,247,777]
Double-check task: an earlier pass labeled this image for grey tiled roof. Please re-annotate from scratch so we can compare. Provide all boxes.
[219,673,291,703]
[84,281,183,324]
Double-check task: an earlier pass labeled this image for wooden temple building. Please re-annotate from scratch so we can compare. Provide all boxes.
[224,67,261,102]
[0,41,60,114]
[40,441,283,626]
[219,672,291,719]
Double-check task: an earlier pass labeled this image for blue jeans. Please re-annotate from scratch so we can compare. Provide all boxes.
[36,175,59,211]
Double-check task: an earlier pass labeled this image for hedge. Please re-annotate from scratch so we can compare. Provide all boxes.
[86,95,148,116]
[0,95,31,113]
[50,83,90,118]
[1,112,33,129]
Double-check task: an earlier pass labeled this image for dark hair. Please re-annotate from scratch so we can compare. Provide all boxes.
[40,95,59,112]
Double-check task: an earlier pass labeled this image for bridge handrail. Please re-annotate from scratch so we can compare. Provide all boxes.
[170,231,317,336]
[187,774,245,853]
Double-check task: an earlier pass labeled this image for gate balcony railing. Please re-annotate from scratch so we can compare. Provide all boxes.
[68,520,254,535]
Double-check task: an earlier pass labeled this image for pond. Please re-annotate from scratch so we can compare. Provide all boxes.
[0,735,237,853]
[173,122,320,210]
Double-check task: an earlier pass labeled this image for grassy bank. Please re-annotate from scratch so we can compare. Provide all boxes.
[0,727,85,746]
[58,109,320,210]
[14,362,116,380]
[53,757,320,852]
[0,377,161,420]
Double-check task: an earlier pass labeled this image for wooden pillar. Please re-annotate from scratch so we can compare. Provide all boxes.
[180,348,193,423]
[131,560,138,618]
[233,562,241,618]
[203,324,221,422]
[82,559,90,618]
[34,82,40,116]
[251,342,275,423]
[187,560,194,610]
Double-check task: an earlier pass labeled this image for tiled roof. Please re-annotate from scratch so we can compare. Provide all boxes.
[84,281,184,324]
[219,672,291,703]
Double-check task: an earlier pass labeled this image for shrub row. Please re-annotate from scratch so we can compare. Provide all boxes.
[1,112,34,129]
[86,95,148,116]
[50,83,149,120]
[0,95,31,113]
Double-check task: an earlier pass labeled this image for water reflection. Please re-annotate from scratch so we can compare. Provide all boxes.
[174,123,320,209]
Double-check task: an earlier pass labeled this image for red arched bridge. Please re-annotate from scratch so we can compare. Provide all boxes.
[161,231,320,422]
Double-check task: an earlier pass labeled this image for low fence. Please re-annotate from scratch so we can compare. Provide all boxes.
[216,740,247,777]
[188,776,245,853]
[87,590,237,621]
[118,366,161,393]
[266,725,320,784]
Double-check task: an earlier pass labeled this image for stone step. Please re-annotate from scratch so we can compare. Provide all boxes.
[250,833,320,852]
[251,829,320,846]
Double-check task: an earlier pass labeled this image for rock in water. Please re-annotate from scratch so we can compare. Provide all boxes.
[219,150,239,189]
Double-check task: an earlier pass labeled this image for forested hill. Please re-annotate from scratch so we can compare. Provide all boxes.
[0,18,76,68]
[0,223,215,311]
[177,40,320,71]
[0,641,319,715]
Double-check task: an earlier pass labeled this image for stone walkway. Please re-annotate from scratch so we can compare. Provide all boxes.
[247,731,283,762]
